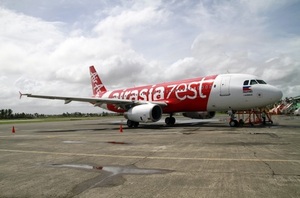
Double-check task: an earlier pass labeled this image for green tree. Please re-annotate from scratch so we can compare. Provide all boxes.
[8,109,13,118]
[0,109,4,119]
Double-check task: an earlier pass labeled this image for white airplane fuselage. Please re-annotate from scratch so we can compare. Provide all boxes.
[97,73,282,113]
[21,66,283,127]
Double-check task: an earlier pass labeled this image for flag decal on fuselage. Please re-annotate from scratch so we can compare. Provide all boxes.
[243,86,252,93]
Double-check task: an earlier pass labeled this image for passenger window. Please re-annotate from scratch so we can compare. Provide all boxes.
[250,80,258,85]
[243,80,249,85]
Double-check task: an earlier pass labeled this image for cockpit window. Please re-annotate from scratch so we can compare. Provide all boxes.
[250,79,258,85]
[256,79,267,84]
[243,80,249,85]
[244,79,267,85]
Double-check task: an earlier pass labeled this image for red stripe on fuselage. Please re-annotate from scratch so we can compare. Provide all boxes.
[106,75,218,113]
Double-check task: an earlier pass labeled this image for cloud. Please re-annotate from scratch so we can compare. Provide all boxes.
[164,57,204,81]
[187,0,300,94]
[93,7,169,38]
[0,7,64,77]
[0,4,170,113]
[242,0,298,13]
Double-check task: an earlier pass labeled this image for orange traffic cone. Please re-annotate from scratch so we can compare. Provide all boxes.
[119,124,123,133]
[12,126,15,133]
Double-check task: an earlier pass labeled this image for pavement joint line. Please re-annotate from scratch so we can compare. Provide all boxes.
[1,149,300,163]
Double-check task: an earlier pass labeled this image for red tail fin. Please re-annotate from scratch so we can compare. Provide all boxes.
[89,66,107,95]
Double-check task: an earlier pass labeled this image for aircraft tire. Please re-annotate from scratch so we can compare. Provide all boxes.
[127,120,139,128]
[239,119,244,127]
[229,120,238,127]
[165,117,170,125]
[170,117,176,125]
[165,117,176,125]
[133,122,139,128]
[127,120,134,127]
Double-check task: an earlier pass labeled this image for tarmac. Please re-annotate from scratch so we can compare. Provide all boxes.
[0,115,299,198]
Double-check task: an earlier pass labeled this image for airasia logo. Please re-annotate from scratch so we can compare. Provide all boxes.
[90,71,105,93]
[109,77,215,101]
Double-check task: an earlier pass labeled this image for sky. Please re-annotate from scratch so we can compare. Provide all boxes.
[0,0,299,114]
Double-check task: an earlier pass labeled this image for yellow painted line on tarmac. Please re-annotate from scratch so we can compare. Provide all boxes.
[0,149,299,163]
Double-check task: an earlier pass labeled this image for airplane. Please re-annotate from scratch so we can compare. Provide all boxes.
[20,66,283,127]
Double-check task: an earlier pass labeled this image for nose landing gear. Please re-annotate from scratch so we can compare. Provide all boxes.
[229,118,244,127]
[229,119,239,127]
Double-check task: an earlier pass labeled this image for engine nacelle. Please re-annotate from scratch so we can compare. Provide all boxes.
[182,111,216,119]
[124,104,162,123]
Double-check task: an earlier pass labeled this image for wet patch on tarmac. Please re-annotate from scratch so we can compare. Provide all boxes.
[62,141,86,144]
[106,141,129,144]
[182,132,195,135]
[38,129,79,133]
[50,163,173,196]
[37,128,118,133]
[250,132,279,138]
[61,140,132,145]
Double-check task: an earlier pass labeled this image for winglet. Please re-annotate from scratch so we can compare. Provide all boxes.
[89,66,107,95]
[19,92,31,99]
[19,91,23,99]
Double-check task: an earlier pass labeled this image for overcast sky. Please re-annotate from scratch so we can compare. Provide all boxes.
[1,0,299,114]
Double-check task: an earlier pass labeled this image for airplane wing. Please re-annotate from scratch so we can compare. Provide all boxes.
[19,92,168,109]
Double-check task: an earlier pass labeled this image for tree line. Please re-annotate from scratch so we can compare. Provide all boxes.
[0,109,115,119]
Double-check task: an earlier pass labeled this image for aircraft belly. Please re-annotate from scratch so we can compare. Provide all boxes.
[163,99,208,113]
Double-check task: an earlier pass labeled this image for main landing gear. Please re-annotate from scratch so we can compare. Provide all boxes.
[126,115,175,128]
[127,120,139,128]
[165,114,176,126]
[228,110,243,127]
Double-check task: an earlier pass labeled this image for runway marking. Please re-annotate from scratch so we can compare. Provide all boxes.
[0,149,300,163]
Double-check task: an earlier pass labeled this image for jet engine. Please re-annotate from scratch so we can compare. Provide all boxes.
[182,111,216,119]
[124,104,162,123]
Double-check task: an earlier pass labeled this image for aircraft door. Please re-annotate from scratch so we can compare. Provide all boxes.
[220,76,231,96]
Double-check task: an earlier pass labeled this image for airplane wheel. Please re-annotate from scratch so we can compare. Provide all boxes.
[165,117,176,125]
[170,117,176,125]
[127,120,139,128]
[127,120,133,128]
[165,117,170,125]
[239,119,244,127]
[133,122,139,128]
[229,120,238,127]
